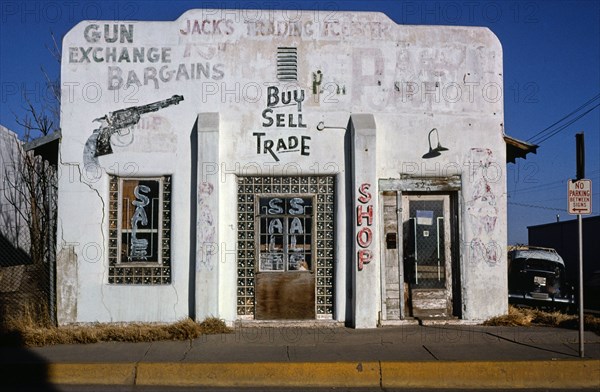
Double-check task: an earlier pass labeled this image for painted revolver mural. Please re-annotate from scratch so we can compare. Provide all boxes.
[84,95,183,164]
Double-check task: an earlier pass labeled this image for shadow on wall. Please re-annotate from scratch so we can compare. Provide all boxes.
[344,118,353,327]
[0,330,59,392]
[188,118,198,321]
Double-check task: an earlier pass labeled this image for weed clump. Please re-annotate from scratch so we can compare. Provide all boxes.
[484,305,600,334]
[1,312,231,347]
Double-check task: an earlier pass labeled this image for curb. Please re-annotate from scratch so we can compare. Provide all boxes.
[381,360,600,389]
[137,362,380,388]
[48,363,136,385]
[43,360,599,389]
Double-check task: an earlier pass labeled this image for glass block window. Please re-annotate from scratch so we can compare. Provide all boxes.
[108,175,171,285]
[237,176,335,318]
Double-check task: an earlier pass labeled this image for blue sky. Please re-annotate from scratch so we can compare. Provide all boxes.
[1,0,598,243]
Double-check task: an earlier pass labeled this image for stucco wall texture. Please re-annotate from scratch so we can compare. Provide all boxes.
[57,9,507,326]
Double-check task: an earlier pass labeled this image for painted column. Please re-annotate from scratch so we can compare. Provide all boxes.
[195,113,220,321]
[56,245,78,325]
[350,114,380,328]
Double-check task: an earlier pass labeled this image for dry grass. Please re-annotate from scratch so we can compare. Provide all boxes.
[484,305,600,334]
[0,306,231,347]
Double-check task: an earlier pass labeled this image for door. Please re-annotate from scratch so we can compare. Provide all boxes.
[381,191,404,320]
[254,196,316,320]
[402,194,453,318]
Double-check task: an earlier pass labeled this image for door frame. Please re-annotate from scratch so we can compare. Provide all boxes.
[235,175,336,321]
[254,194,317,320]
[378,176,462,321]
[402,193,452,317]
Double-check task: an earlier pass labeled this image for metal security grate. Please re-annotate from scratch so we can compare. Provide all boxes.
[277,47,298,81]
[108,175,171,285]
[237,176,334,319]
[407,200,445,289]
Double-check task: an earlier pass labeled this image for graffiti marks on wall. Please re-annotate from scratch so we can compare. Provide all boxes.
[197,182,216,271]
[312,70,347,104]
[312,71,323,95]
[356,183,374,271]
[467,148,500,265]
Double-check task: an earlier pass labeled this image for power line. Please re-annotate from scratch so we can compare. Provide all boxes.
[527,93,600,144]
[534,102,600,145]
[508,171,600,195]
[530,196,570,203]
[508,202,567,212]
[509,180,567,193]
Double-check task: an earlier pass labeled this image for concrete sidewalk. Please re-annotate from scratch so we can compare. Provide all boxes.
[2,324,599,389]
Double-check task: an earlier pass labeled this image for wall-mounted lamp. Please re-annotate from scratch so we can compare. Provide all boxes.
[422,128,449,159]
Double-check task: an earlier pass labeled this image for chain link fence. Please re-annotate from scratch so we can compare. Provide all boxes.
[0,235,53,328]
[1,127,56,329]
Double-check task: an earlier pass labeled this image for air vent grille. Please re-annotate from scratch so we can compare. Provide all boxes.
[277,47,298,81]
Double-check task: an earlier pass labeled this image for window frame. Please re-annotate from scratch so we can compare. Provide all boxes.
[117,177,165,266]
[108,174,172,285]
[255,194,316,273]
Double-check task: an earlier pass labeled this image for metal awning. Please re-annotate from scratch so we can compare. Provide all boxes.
[23,130,61,166]
[504,135,538,164]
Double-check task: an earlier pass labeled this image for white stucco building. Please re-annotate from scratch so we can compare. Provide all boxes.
[56,9,520,327]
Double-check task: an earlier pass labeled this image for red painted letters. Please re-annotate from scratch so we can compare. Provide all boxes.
[356,204,373,226]
[356,183,373,271]
[358,183,372,203]
[357,227,372,248]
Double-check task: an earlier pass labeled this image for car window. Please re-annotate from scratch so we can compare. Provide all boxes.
[515,258,561,272]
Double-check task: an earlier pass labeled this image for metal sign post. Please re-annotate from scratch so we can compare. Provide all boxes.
[578,213,583,358]
[569,133,591,358]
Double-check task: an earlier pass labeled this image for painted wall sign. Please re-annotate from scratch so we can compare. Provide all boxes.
[356,183,374,270]
[121,179,161,263]
[83,95,183,169]
[254,84,311,162]
[130,184,151,259]
[242,19,392,40]
[258,196,313,271]
[262,86,306,127]
[245,20,315,37]
[180,19,235,35]
[69,24,225,90]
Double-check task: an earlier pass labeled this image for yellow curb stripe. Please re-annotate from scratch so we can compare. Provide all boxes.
[48,363,136,385]
[137,362,381,388]
[382,360,600,389]
[43,360,600,389]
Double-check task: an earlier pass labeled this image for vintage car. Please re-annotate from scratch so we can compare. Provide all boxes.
[508,246,575,310]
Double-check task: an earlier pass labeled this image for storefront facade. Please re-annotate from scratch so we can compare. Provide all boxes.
[57,9,508,328]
